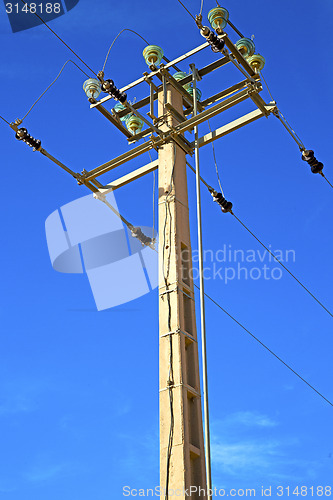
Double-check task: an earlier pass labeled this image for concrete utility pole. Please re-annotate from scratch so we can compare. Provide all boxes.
[17,24,277,499]
[158,84,207,497]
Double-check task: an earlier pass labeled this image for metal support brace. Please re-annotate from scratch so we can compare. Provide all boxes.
[92,103,133,138]
[96,159,159,195]
[193,105,277,149]
[175,88,252,134]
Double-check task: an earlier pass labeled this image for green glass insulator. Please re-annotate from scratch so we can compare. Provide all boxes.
[173,71,191,91]
[247,53,266,72]
[114,103,131,122]
[187,86,202,102]
[126,115,144,135]
[83,78,101,99]
[143,45,164,67]
[208,7,229,31]
[235,38,255,58]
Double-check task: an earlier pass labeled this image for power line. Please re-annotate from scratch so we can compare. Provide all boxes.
[21,60,90,121]
[143,138,156,242]
[187,166,333,319]
[226,19,245,39]
[321,173,333,190]
[186,160,213,191]
[231,212,333,319]
[194,284,333,408]
[19,0,97,77]
[102,29,150,73]
[0,114,10,125]
[199,0,204,16]
[175,0,196,22]
[207,119,224,196]
[260,71,306,151]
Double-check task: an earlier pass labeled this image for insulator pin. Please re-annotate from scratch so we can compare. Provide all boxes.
[15,127,41,151]
[210,189,233,213]
[101,79,127,103]
[301,150,324,174]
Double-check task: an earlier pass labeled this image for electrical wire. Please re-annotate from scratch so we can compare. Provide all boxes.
[200,0,204,16]
[0,114,10,125]
[99,196,134,230]
[193,284,333,407]
[21,60,90,121]
[19,0,97,76]
[321,173,333,190]
[186,166,333,319]
[143,137,156,242]
[207,119,224,196]
[175,0,196,22]
[102,29,150,73]
[260,71,306,151]
[259,71,275,103]
[261,71,333,188]
[226,19,245,39]
[186,160,213,191]
[231,213,333,319]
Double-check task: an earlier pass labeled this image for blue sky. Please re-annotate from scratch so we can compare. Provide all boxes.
[0,0,332,498]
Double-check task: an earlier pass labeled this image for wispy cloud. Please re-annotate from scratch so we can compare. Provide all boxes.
[0,394,36,416]
[0,378,49,417]
[212,438,282,474]
[210,411,323,487]
[24,461,79,483]
[219,411,279,428]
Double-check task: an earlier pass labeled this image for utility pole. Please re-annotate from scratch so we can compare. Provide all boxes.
[10,9,278,496]
[158,83,207,497]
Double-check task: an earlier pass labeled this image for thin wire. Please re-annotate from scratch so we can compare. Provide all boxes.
[231,212,333,319]
[200,0,204,16]
[98,197,134,231]
[21,60,90,121]
[186,160,213,191]
[144,137,156,241]
[214,2,246,38]
[175,0,196,21]
[226,19,245,39]
[194,284,333,407]
[321,173,333,189]
[186,164,333,319]
[19,0,97,76]
[102,29,150,73]
[207,119,224,196]
[259,71,275,103]
[260,71,306,150]
[0,114,10,125]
